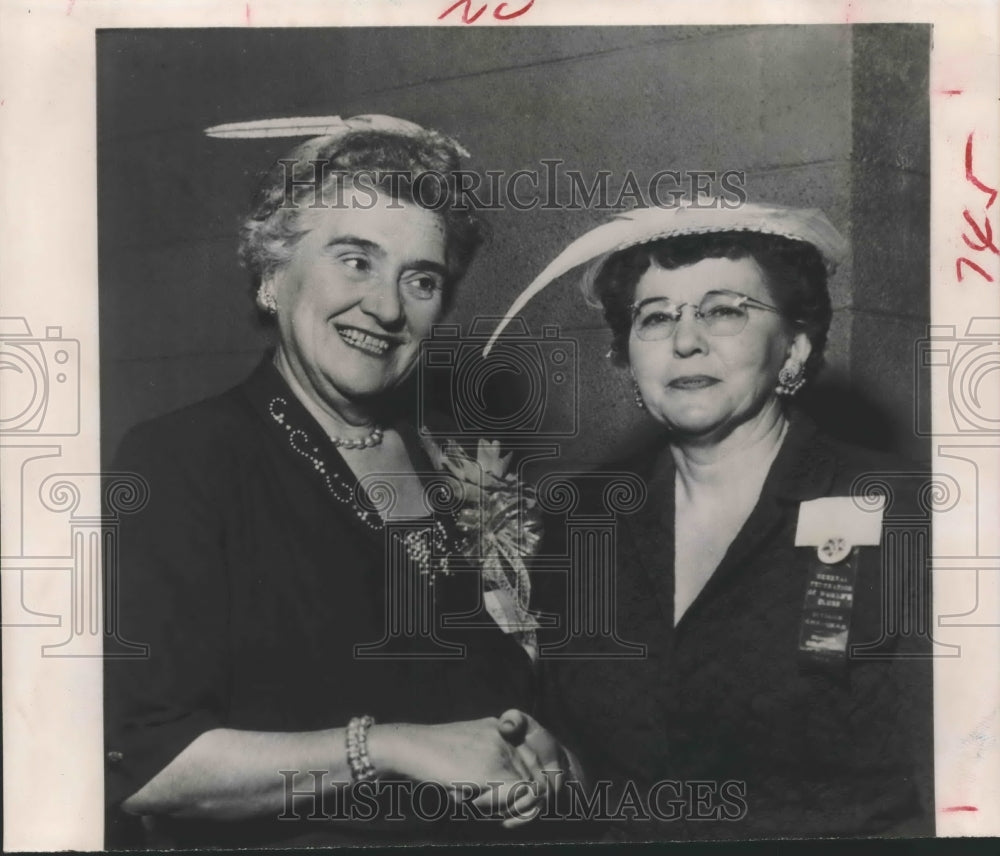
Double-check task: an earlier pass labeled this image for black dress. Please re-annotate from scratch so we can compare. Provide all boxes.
[535,414,934,841]
[104,358,535,848]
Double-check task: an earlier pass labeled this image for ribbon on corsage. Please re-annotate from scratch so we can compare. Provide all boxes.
[422,436,542,655]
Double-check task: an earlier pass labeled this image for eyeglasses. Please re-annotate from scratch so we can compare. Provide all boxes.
[629,290,783,341]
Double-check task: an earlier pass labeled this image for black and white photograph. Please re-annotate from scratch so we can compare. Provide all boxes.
[96,22,932,847]
[1,1,998,850]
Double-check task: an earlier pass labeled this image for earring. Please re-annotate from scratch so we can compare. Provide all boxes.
[776,359,806,396]
[633,381,646,410]
[257,284,277,315]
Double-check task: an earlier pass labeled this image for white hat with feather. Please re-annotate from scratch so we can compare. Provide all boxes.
[483,201,846,356]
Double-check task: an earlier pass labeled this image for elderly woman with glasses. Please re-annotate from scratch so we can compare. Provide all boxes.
[490,203,933,840]
[104,116,571,849]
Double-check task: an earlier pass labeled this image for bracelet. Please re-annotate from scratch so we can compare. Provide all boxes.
[345,715,376,784]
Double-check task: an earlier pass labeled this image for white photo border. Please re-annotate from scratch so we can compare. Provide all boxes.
[1,0,998,848]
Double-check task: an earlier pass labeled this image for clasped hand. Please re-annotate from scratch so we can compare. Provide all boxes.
[389,710,568,829]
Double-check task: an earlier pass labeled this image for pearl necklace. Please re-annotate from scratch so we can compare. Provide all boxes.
[328,425,384,450]
[268,396,452,580]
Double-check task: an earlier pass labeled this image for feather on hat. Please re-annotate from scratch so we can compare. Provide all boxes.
[204,113,470,156]
[483,201,846,356]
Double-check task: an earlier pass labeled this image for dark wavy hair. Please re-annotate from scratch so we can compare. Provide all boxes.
[594,230,832,379]
[238,127,486,315]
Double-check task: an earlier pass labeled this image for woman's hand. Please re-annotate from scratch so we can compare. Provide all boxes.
[486,709,572,828]
[119,716,575,829]
[367,718,537,812]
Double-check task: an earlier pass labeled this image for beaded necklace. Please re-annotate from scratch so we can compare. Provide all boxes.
[269,396,453,579]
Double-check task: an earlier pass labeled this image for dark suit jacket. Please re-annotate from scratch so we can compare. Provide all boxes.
[104,359,535,848]
[535,413,934,841]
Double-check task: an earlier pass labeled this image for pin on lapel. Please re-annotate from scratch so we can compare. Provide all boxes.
[795,495,886,564]
[817,536,852,564]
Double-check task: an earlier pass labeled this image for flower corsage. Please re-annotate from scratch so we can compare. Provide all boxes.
[422,436,542,655]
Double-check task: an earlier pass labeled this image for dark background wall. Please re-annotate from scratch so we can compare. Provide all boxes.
[98,25,929,467]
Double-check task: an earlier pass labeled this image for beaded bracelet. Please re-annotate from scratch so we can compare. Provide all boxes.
[345,715,376,783]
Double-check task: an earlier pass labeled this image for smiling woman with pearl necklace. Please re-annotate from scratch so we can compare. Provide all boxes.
[104,115,573,849]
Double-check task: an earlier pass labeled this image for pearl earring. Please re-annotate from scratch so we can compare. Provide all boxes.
[633,381,646,410]
[776,359,806,396]
[257,284,277,314]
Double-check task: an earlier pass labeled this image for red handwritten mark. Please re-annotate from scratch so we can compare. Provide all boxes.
[66,0,76,14]
[439,0,488,22]
[939,89,964,96]
[494,0,535,20]
[245,3,252,25]
[963,210,999,254]
[957,258,994,282]
[438,0,534,23]
[957,133,998,283]
[942,805,979,812]
[966,132,998,208]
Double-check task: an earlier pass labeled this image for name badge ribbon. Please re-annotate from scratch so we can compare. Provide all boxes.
[794,496,885,666]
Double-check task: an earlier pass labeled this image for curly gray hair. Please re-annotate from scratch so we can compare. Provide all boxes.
[238,124,485,314]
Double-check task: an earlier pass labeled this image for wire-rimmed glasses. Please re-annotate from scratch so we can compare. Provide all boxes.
[629,289,784,341]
